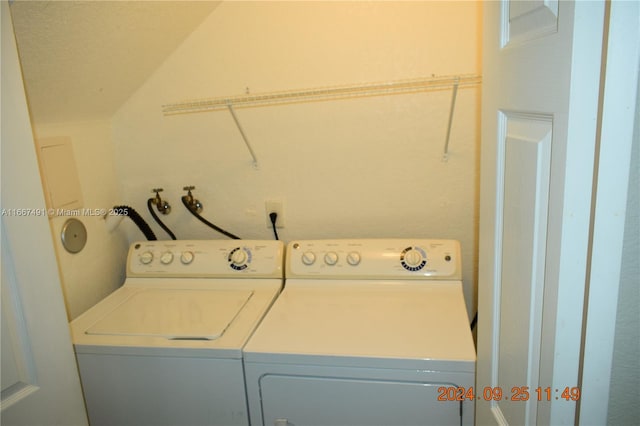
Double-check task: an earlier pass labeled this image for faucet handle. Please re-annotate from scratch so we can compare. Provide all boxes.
[182,185,202,213]
[151,188,171,215]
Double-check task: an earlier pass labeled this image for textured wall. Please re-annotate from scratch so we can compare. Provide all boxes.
[11,1,221,123]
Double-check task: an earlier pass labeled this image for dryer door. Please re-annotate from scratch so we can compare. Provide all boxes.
[258,374,461,426]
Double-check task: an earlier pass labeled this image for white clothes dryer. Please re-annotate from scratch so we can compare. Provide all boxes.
[243,239,476,426]
[70,240,284,426]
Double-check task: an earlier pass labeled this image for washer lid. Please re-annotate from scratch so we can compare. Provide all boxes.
[86,289,253,340]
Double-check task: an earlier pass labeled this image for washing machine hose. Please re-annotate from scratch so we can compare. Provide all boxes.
[470,312,477,330]
[181,196,240,240]
[113,205,157,240]
[147,198,177,240]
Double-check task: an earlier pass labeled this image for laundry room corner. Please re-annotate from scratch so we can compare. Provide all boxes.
[9,0,221,321]
[112,1,483,321]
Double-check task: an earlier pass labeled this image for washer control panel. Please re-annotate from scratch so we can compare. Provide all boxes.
[128,240,284,278]
[287,239,460,280]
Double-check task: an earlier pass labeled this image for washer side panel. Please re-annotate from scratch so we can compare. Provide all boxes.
[78,354,249,426]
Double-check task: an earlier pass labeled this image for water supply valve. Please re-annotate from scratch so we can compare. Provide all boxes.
[183,186,203,213]
[151,188,171,215]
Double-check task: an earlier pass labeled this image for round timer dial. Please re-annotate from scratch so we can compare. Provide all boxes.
[228,247,251,270]
[400,246,427,271]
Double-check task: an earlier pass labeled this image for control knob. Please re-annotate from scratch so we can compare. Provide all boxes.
[301,251,316,265]
[140,251,154,265]
[230,249,248,266]
[160,251,174,265]
[180,251,194,265]
[346,251,361,266]
[228,247,250,270]
[401,246,427,271]
[403,249,423,267]
[324,251,339,266]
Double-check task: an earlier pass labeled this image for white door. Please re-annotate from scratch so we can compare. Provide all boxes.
[477,1,606,425]
[1,3,87,425]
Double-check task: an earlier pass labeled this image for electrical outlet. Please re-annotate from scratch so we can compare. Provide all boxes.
[265,200,284,228]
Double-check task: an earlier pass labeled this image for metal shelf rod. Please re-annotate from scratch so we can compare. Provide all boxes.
[226,103,259,168]
[442,77,460,162]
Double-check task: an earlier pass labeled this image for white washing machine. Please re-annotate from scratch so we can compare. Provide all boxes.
[70,239,284,426]
[243,239,476,426]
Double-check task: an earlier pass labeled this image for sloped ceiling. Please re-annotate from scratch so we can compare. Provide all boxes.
[10,0,220,124]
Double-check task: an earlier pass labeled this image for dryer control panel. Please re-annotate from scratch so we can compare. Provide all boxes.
[128,240,284,278]
[287,239,461,280]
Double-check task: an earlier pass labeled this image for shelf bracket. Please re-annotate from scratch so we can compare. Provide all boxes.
[442,77,460,162]
[227,103,259,169]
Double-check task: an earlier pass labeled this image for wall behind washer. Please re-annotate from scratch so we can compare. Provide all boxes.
[34,120,128,320]
[113,1,482,319]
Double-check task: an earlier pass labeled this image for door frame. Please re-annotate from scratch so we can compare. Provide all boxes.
[578,1,639,424]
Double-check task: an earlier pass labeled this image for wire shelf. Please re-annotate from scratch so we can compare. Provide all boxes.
[161,74,482,166]
[161,74,482,115]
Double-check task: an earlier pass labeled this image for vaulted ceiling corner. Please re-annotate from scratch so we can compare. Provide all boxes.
[10,0,221,124]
